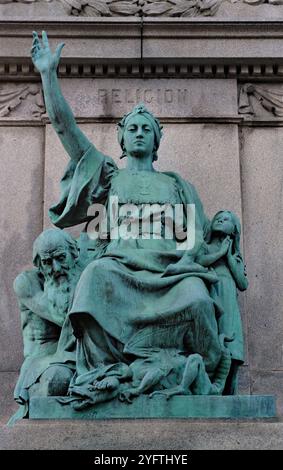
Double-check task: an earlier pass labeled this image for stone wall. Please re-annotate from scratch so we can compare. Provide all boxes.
[0,2,282,442]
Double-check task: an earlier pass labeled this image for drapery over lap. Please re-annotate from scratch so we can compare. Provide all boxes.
[49,144,222,385]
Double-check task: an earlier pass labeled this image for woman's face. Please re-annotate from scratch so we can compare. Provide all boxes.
[212,211,235,235]
[123,114,155,160]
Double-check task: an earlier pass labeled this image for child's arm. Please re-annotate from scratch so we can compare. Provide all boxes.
[227,243,248,291]
[196,237,230,267]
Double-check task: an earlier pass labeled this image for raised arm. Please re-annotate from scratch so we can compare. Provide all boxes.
[31,31,91,162]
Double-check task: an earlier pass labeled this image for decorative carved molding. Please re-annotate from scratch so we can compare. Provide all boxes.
[3,0,283,16]
[0,84,45,119]
[0,0,221,17]
[0,0,224,17]
[243,0,283,5]
[239,83,283,117]
[1,61,283,79]
[0,0,38,4]
[57,0,221,17]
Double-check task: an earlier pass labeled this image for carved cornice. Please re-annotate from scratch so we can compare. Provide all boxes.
[59,0,221,17]
[0,0,222,18]
[243,0,283,4]
[0,0,220,17]
[2,0,283,18]
[1,61,283,80]
[1,20,283,80]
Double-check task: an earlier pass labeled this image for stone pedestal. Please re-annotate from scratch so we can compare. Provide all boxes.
[29,395,276,420]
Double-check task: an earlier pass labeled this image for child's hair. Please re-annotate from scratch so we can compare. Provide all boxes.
[208,210,242,257]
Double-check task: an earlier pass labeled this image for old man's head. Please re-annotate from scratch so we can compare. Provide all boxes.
[33,229,81,319]
[33,229,78,282]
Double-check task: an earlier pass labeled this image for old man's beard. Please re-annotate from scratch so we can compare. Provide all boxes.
[44,268,80,327]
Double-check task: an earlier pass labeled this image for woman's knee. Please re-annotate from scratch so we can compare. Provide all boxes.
[39,365,73,396]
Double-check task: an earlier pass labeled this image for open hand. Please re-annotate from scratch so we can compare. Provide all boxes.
[31,31,64,74]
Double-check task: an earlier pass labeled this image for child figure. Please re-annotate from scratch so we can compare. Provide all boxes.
[121,336,232,402]
[196,210,248,394]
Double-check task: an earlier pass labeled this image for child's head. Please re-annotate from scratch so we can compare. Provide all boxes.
[211,210,241,252]
[211,211,237,236]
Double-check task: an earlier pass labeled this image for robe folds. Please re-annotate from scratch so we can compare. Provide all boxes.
[49,145,223,380]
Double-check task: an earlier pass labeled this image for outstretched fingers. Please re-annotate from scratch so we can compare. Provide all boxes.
[55,42,65,60]
[32,31,40,45]
[31,31,50,55]
[42,30,50,50]
[31,31,40,55]
[31,31,64,69]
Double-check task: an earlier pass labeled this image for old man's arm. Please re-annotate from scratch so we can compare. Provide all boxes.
[14,270,65,328]
[13,270,61,360]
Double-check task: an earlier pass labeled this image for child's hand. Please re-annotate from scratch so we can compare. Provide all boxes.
[219,236,231,257]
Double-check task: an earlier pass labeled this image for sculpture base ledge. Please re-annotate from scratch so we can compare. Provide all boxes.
[29,395,276,420]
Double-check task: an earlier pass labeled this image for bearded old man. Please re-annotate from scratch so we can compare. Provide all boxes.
[12,229,82,419]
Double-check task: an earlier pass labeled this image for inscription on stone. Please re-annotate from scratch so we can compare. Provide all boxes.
[61,79,237,118]
[95,88,188,106]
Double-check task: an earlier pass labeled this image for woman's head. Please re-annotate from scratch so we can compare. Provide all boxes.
[117,103,163,161]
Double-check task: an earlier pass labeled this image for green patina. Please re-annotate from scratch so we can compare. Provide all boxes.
[10,31,255,422]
